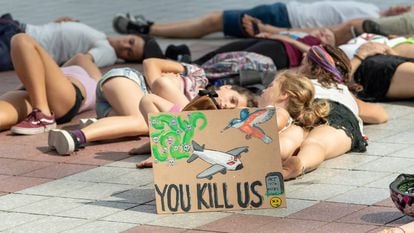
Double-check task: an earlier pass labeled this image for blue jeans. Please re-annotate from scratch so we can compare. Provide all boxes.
[222,3,291,38]
[95,68,148,118]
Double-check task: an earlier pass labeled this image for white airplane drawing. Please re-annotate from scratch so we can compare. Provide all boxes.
[187,140,249,180]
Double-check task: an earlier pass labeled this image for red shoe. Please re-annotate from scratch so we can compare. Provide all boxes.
[11,108,56,135]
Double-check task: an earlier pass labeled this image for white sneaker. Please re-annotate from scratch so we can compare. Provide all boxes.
[48,129,77,155]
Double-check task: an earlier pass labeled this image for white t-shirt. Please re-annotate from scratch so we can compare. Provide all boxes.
[287,1,380,28]
[311,79,364,134]
[26,22,117,67]
[339,33,407,59]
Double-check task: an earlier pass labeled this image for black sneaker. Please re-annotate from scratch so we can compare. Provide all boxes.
[48,129,84,155]
[165,44,192,63]
[362,19,388,36]
[112,13,153,34]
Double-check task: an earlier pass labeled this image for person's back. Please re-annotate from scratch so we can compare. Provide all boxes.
[25,21,117,67]
[287,1,380,28]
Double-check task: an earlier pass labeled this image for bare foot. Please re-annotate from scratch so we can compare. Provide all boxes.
[241,14,262,37]
[136,157,153,169]
[282,156,304,180]
[129,141,151,155]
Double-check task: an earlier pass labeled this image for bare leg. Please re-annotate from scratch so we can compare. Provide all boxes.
[151,76,189,107]
[282,125,351,180]
[0,91,31,130]
[278,125,307,161]
[150,11,223,38]
[10,34,76,118]
[132,94,175,168]
[82,77,147,142]
[392,43,414,58]
[386,63,414,99]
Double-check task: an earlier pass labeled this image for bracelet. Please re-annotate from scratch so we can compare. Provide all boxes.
[354,53,365,61]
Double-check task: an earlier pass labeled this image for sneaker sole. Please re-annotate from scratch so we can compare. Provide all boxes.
[48,129,75,155]
[11,123,57,135]
[113,13,129,34]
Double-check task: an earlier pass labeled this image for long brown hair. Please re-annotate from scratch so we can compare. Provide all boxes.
[279,72,329,129]
[304,44,363,93]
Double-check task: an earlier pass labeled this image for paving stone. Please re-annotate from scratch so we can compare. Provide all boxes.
[62,220,136,233]
[57,182,133,201]
[315,222,378,233]
[0,193,47,211]
[337,206,405,226]
[22,163,97,179]
[239,198,318,217]
[0,176,52,193]
[58,200,137,220]
[254,218,327,233]
[354,157,414,172]
[17,179,93,197]
[102,205,165,224]
[148,211,232,229]
[288,202,365,222]
[104,168,154,186]
[12,197,88,215]
[319,153,380,169]
[322,169,390,186]
[123,225,186,233]
[197,213,277,233]
[103,188,155,204]
[286,183,355,201]
[327,187,390,205]
[7,216,87,233]
[63,166,132,183]
[0,211,44,231]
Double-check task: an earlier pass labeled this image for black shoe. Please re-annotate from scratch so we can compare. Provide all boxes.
[165,44,192,63]
[362,19,388,36]
[113,13,153,34]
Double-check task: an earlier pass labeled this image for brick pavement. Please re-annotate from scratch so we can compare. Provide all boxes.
[0,0,414,232]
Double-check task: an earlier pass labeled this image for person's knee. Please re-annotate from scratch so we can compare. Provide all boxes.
[151,76,173,93]
[10,33,33,50]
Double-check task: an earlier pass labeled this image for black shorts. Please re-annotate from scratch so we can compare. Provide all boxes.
[325,100,367,152]
[55,84,84,124]
[354,55,414,102]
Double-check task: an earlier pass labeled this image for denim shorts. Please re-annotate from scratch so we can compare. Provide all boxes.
[222,3,291,38]
[95,67,148,118]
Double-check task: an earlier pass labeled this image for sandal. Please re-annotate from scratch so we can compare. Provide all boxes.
[240,14,260,37]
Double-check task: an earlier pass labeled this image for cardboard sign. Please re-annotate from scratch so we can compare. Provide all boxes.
[149,108,286,214]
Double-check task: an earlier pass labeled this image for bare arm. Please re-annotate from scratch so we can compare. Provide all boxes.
[142,58,185,87]
[350,42,389,76]
[353,95,388,124]
[276,107,290,132]
[256,33,311,53]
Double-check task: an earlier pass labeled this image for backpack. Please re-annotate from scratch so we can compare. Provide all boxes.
[201,51,277,89]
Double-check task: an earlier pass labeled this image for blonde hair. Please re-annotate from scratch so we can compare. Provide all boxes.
[278,71,330,129]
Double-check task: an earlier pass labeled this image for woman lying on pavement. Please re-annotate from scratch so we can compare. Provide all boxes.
[47,58,258,155]
[282,45,388,180]
[0,34,101,134]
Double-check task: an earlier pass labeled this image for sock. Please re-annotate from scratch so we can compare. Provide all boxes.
[70,129,86,145]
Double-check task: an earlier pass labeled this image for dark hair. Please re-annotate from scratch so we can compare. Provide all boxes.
[208,85,259,107]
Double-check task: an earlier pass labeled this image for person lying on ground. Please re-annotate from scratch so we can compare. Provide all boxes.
[0,13,163,71]
[0,34,101,134]
[282,45,388,180]
[47,59,258,155]
[112,1,413,39]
